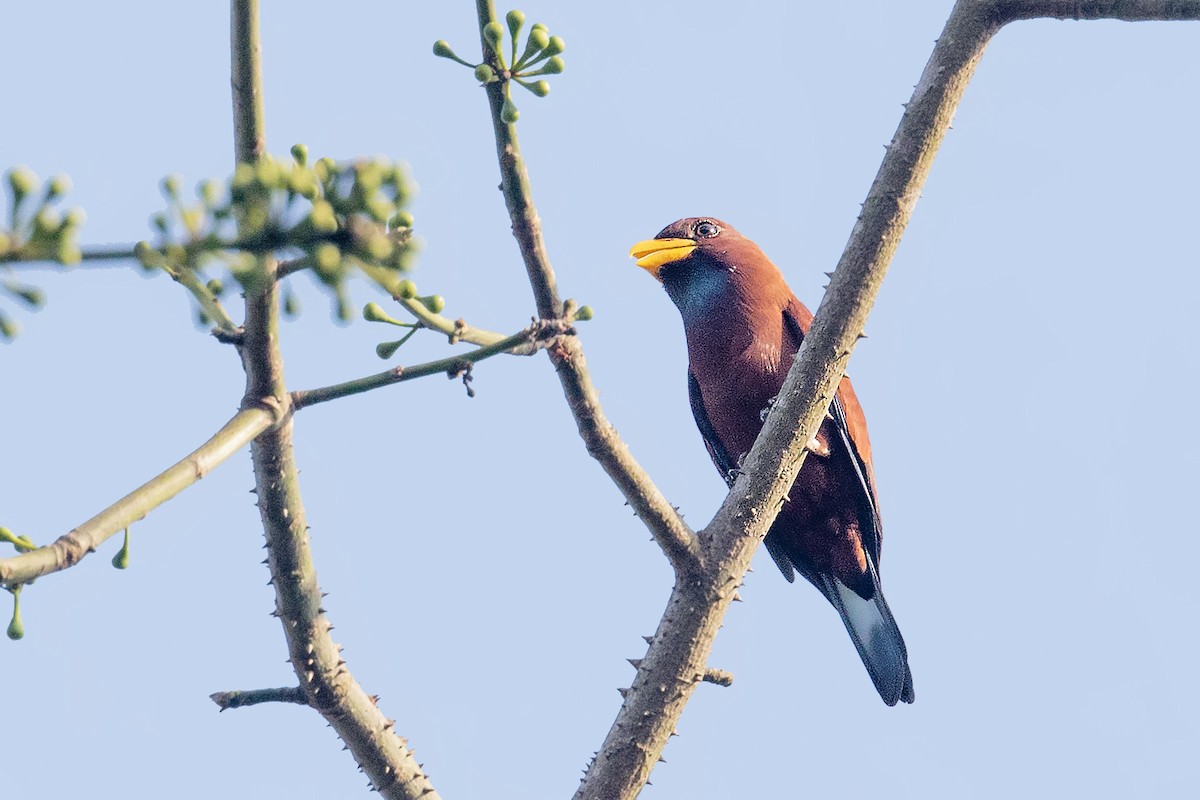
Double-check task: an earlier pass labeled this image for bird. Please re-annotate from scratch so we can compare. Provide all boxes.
[629,217,914,706]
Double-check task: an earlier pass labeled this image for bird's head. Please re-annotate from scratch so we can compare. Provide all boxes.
[628,217,742,283]
[630,217,773,321]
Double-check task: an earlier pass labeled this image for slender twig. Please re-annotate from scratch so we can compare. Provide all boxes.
[573,2,1200,799]
[291,320,571,410]
[0,407,276,587]
[356,260,509,346]
[229,4,439,799]
[1,244,140,266]
[474,0,702,577]
[210,686,308,710]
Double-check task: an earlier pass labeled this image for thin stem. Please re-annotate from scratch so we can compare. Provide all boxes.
[292,321,566,411]
[0,408,277,587]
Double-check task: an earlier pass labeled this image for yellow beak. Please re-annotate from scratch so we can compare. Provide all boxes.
[628,237,697,280]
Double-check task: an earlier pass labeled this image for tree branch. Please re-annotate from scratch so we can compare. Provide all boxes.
[229,3,439,799]
[574,2,1200,798]
[210,686,308,710]
[291,318,573,411]
[0,408,276,587]
[474,0,702,577]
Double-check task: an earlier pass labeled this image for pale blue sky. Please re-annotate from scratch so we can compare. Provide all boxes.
[3,3,1198,798]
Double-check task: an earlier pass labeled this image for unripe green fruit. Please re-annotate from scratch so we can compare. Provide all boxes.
[290,143,309,166]
[393,211,415,228]
[542,56,564,74]
[432,39,457,58]
[527,80,550,97]
[421,294,446,314]
[474,64,495,83]
[575,305,594,321]
[543,36,565,56]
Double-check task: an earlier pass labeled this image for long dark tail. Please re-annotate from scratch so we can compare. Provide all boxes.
[822,574,915,706]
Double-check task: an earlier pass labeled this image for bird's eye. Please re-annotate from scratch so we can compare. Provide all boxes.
[695,221,720,239]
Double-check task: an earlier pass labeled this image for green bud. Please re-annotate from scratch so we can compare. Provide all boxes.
[151,212,169,234]
[7,166,38,202]
[33,208,60,236]
[47,174,72,199]
[432,39,458,59]
[393,210,415,228]
[255,158,284,189]
[309,200,338,233]
[314,242,341,274]
[501,97,520,123]
[290,143,309,166]
[474,63,496,83]
[483,22,505,54]
[133,241,158,269]
[365,234,393,262]
[111,528,130,569]
[542,56,564,74]
[543,36,565,57]
[530,22,548,34]
[288,167,318,199]
[0,232,10,256]
[161,174,182,201]
[396,279,418,299]
[525,79,550,97]
[283,288,301,318]
[0,314,19,341]
[314,157,337,183]
[527,28,550,52]
[199,179,221,207]
[6,594,23,641]
[575,304,594,322]
[506,10,526,38]
[421,294,446,314]
[206,278,224,296]
[376,339,403,359]
[363,301,389,323]
[63,207,86,228]
[366,196,395,224]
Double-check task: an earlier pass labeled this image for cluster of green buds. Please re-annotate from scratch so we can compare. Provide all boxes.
[135,145,419,320]
[433,10,565,122]
[362,277,445,359]
[0,167,84,339]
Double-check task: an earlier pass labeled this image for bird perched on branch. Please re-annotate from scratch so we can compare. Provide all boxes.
[630,217,914,706]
